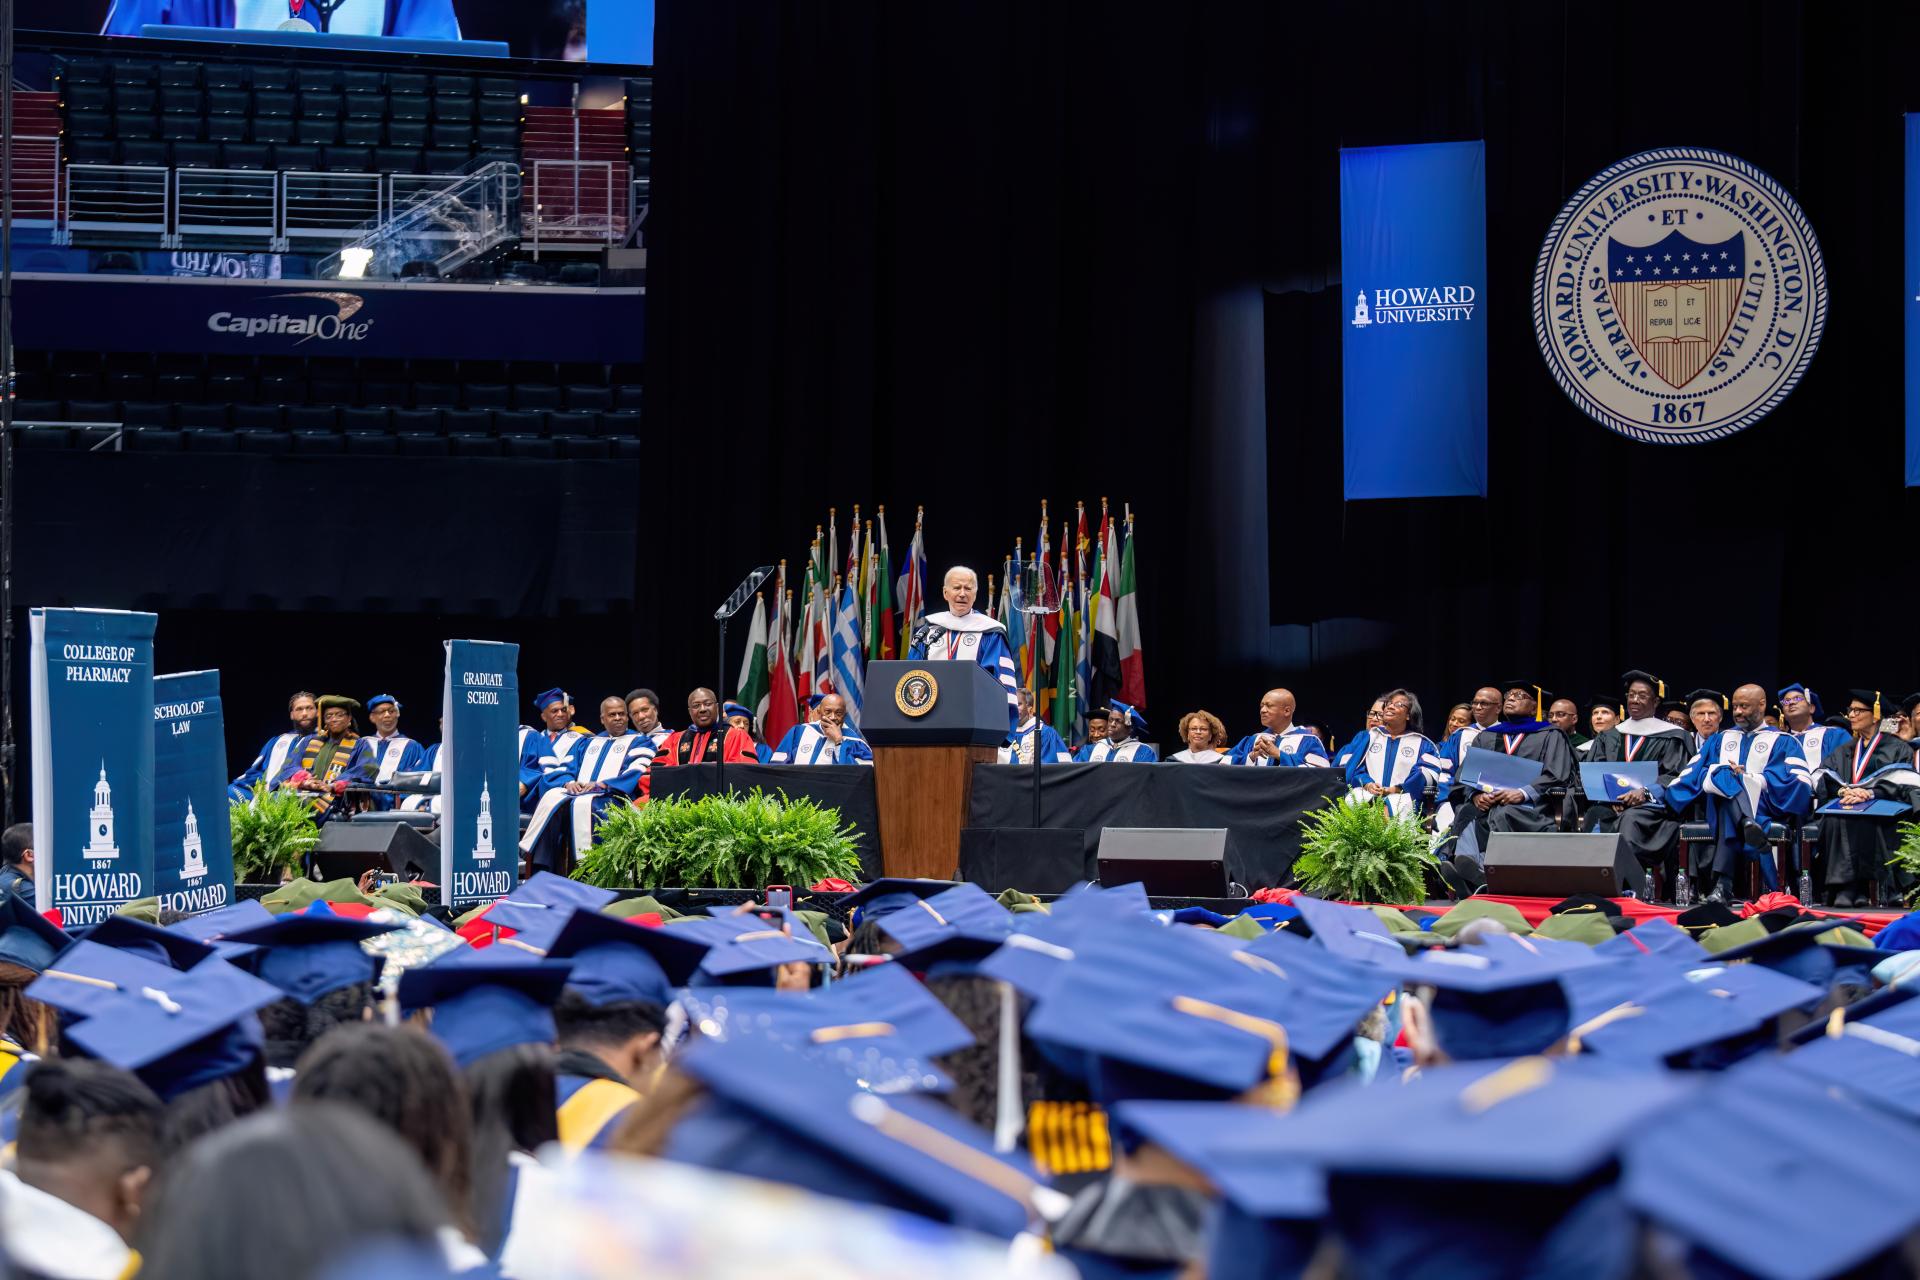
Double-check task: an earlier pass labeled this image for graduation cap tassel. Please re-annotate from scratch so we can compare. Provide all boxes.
[993,980,1023,1154]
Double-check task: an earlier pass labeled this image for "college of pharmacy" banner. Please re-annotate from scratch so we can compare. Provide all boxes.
[441,639,522,908]
[30,608,158,924]
[1340,140,1489,500]
[153,670,236,916]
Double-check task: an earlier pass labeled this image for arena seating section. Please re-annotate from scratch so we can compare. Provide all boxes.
[8,45,652,458]
[8,351,645,459]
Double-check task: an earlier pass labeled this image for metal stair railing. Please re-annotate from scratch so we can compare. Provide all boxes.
[317,159,521,281]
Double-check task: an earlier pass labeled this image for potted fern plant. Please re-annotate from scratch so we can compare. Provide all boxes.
[229,783,322,883]
[574,789,862,890]
[1889,821,1920,909]
[1290,796,1434,904]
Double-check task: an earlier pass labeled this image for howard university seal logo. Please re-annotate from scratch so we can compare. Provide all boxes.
[1532,148,1826,444]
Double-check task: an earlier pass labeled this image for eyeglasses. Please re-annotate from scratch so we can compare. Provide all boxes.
[1848,706,1874,716]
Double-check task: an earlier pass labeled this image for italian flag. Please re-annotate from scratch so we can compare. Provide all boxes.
[735,593,770,724]
[875,508,896,660]
[1117,518,1146,708]
[765,567,801,746]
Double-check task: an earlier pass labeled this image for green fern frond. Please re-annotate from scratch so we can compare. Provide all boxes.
[574,789,862,890]
[1291,796,1433,903]
[228,783,322,882]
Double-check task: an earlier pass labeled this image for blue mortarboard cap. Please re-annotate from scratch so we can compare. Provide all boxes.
[1779,1027,1920,1124]
[666,1035,1048,1237]
[817,962,975,1058]
[1559,956,1762,1063]
[170,900,274,962]
[218,902,403,1004]
[1048,880,1151,924]
[366,693,399,711]
[398,948,573,1067]
[840,878,960,927]
[720,701,753,722]
[1164,906,1231,927]
[532,688,570,711]
[0,895,71,973]
[974,913,1083,999]
[33,945,283,1099]
[1679,960,1826,1024]
[1025,918,1302,1105]
[74,915,214,972]
[1624,1057,1920,1280]
[1386,934,1605,1060]
[1875,910,1920,952]
[1108,700,1146,734]
[1710,917,1902,990]
[1235,902,1301,931]
[1593,917,1710,965]
[543,907,710,1006]
[482,872,620,949]
[1284,894,1410,965]
[1238,928,1398,1068]
[1776,682,1824,719]
[879,884,1013,972]
[680,915,833,982]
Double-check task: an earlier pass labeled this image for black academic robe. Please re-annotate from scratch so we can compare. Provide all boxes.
[1577,722,1693,866]
[1813,733,1920,890]
[1448,722,1574,849]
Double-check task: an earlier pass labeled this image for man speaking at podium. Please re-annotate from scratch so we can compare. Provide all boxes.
[906,565,1020,726]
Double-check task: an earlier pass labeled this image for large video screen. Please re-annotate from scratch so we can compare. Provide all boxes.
[23,0,652,64]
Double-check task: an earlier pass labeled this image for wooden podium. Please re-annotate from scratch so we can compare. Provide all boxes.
[862,660,1012,880]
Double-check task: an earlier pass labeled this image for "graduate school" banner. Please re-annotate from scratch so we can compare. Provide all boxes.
[442,639,521,908]
[1340,140,1489,500]
[153,670,237,916]
[30,608,158,924]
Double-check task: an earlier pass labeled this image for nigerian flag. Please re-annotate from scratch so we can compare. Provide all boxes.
[735,593,771,724]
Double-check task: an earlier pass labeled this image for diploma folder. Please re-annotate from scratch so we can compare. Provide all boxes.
[1457,746,1544,794]
[1816,796,1911,818]
[1578,762,1662,803]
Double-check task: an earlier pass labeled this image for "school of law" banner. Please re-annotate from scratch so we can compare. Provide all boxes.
[153,670,237,916]
[1340,140,1489,500]
[441,639,522,908]
[30,608,158,924]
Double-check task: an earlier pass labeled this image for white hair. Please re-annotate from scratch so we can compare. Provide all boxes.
[943,565,978,590]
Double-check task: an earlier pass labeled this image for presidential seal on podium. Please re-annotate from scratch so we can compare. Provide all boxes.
[894,668,939,717]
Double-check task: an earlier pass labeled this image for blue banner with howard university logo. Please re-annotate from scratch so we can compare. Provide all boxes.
[153,670,236,917]
[442,640,521,908]
[1340,140,1488,499]
[29,608,158,925]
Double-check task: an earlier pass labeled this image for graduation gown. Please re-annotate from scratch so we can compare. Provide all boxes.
[771,722,874,765]
[1445,722,1572,856]
[1664,727,1811,882]
[1345,729,1445,820]
[1577,719,1692,866]
[229,729,305,801]
[1076,739,1158,763]
[1228,727,1331,768]
[520,731,656,873]
[908,610,1021,727]
[1812,732,1920,889]
[652,723,758,767]
[999,719,1072,764]
[398,741,441,814]
[345,733,430,811]
[519,726,592,811]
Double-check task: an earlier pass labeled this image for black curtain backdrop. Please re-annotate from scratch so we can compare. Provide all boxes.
[649,0,1920,751]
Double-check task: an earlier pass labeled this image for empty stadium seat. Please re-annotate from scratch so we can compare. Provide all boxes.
[392,408,445,434]
[388,93,428,120]
[341,69,385,95]
[296,117,340,145]
[291,431,346,455]
[233,430,292,455]
[208,116,249,143]
[558,436,612,460]
[220,142,272,170]
[512,384,561,410]
[374,147,423,174]
[173,141,219,168]
[119,138,169,166]
[547,410,601,436]
[249,67,292,93]
[127,427,187,452]
[342,118,383,145]
[387,118,428,147]
[286,405,340,432]
[177,404,232,429]
[493,411,544,437]
[397,433,451,457]
[66,400,119,424]
[443,410,495,435]
[564,385,613,411]
[232,405,286,430]
[463,384,510,409]
[342,407,392,433]
[122,403,175,427]
[206,373,254,401]
[411,384,460,409]
[251,117,294,143]
[447,433,501,457]
[425,149,470,173]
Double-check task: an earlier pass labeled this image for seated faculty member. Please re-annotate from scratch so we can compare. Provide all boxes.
[1343,688,1442,820]
[1811,689,1920,907]
[274,695,364,822]
[1441,680,1572,881]
[229,691,319,801]
[1000,689,1073,764]
[1169,710,1229,764]
[772,693,874,765]
[521,695,659,874]
[907,565,1020,725]
[1228,688,1330,767]
[1664,683,1811,903]
[653,688,758,768]
[1579,670,1691,880]
[1075,702,1156,762]
[626,687,670,748]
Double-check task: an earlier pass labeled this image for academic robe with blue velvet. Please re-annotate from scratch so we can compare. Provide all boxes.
[1663,726,1812,885]
[1228,727,1331,768]
[1344,729,1445,820]
[1576,719,1691,867]
[907,611,1020,727]
[1792,724,1852,779]
[398,742,441,814]
[1075,739,1158,763]
[229,730,305,802]
[1330,733,1371,772]
[1811,732,1920,891]
[344,733,430,811]
[103,0,459,38]
[999,719,1072,765]
[519,726,592,812]
[1444,721,1572,858]
[770,722,874,766]
[520,731,655,873]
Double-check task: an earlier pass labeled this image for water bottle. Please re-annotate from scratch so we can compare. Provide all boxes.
[1797,867,1814,907]
[1674,869,1693,908]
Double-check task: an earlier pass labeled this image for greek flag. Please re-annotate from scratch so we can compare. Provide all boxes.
[831,580,866,726]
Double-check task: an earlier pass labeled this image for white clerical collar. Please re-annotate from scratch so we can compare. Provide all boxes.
[1615,717,1680,735]
[925,610,1004,634]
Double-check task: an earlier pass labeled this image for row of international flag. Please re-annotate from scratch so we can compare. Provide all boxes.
[984,499,1146,742]
[730,500,1145,742]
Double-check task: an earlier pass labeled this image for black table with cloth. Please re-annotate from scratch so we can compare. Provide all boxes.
[648,764,886,880]
[967,763,1348,889]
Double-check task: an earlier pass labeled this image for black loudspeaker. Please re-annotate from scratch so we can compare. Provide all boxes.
[1095,827,1229,897]
[1482,831,1644,899]
[310,819,440,882]
[958,827,1087,895]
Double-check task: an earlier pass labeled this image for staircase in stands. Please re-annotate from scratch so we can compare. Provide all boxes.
[520,106,630,250]
[9,92,63,223]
